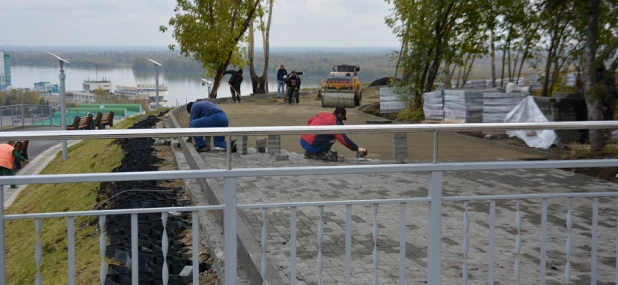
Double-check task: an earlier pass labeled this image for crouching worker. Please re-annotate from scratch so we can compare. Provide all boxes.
[187,101,229,152]
[300,107,367,160]
[0,141,29,189]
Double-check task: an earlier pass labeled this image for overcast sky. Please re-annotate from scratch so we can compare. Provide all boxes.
[0,0,399,48]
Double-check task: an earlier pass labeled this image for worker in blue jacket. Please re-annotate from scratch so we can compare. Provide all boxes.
[186,101,229,152]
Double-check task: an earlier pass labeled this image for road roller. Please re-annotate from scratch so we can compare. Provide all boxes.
[319,64,362,108]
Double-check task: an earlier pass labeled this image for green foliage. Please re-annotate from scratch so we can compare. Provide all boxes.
[396,104,424,122]
[160,0,261,78]
[0,89,42,106]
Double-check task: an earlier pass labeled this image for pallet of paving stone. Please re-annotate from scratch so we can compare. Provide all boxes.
[443,89,484,123]
[482,92,527,123]
[422,90,444,121]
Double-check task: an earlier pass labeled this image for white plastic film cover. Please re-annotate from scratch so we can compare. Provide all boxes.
[504,96,558,149]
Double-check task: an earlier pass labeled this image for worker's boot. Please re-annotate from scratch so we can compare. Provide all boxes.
[303,152,314,159]
[314,151,337,161]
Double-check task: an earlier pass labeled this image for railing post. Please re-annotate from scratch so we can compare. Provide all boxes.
[427,171,443,284]
[0,185,5,284]
[432,132,439,163]
[226,136,232,170]
[224,177,237,285]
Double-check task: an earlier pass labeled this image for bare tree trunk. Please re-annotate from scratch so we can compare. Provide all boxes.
[260,0,274,94]
[500,45,507,87]
[209,0,261,99]
[490,29,496,88]
[247,0,274,95]
[461,55,476,87]
[583,0,604,151]
[444,61,451,88]
[394,21,410,81]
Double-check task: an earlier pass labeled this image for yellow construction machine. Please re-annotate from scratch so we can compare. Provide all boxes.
[318,65,362,108]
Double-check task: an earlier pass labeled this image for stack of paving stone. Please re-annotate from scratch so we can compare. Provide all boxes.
[443,89,484,123]
[379,87,407,114]
[422,90,444,121]
[393,133,407,163]
[482,92,527,123]
[255,138,266,153]
[267,135,280,154]
[464,80,487,89]
[236,135,248,154]
[529,75,542,93]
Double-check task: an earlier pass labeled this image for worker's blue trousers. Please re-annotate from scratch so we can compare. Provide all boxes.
[189,112,229,148]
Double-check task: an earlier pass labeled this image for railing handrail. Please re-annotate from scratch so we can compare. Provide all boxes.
[1,159,617,185]
[0,121,616,140]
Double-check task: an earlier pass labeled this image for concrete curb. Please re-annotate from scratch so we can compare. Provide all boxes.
[165,107,285,285]
[198,90,318,105]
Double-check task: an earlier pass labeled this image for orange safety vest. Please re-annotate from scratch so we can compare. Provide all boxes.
[0,144,15,170]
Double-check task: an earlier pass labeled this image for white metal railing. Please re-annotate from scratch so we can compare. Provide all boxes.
[0,122,617,285]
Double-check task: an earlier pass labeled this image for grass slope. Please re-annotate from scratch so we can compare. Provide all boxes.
[4,115,144,284]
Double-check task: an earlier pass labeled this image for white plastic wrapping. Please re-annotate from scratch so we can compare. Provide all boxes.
[504,96,558,149]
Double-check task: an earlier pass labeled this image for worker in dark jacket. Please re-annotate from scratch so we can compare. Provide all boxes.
[224,69,243,103]
[277,65,287,98]
[300,107,366,160]
[285,71,303,105]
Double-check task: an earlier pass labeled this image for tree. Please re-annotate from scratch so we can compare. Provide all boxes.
[161,0,262,99]
[583,0,618,151]
[248,0,274,95]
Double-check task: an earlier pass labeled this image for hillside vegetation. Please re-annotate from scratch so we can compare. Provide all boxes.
[4,115,143,284]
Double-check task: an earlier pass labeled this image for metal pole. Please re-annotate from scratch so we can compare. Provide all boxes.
[21,103,25,127]
[427,171,443,284]
[59,62,68,160]
[432,132,438,163]
[0,185,5,284]
[155,65,160,109]
[223,177,237,285]
[226,136,232,170]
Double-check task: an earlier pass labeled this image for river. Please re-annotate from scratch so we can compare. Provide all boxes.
[10,66,322,107]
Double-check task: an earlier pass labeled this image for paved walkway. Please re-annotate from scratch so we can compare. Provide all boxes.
[197,149,617,284]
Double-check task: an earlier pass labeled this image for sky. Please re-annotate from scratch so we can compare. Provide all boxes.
[0,0,400,48]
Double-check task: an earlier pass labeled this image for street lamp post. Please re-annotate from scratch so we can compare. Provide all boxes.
[147,59,162,109]
[47,52,69,160]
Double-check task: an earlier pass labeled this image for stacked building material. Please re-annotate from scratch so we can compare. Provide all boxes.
[443,90,484,123]
[422,90,444,121]
[379,87,407,114]
[482,92,527,123]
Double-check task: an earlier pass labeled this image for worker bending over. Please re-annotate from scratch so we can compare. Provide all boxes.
[187,101,230,152]
[300,107,367,160]
[0,141,29,189]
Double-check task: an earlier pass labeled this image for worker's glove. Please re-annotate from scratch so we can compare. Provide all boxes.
[24,160,29,164]
[357,148,368,158]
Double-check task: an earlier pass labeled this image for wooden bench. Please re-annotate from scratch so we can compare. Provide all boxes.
[95,111,114,129]
[67,114,93,130]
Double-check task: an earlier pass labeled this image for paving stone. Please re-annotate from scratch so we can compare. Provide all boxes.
[197,148,618,284]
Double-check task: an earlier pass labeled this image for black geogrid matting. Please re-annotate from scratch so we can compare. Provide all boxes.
[104,115,208,285]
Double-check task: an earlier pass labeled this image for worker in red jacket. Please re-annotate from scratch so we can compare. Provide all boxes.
[300,107,367,160]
